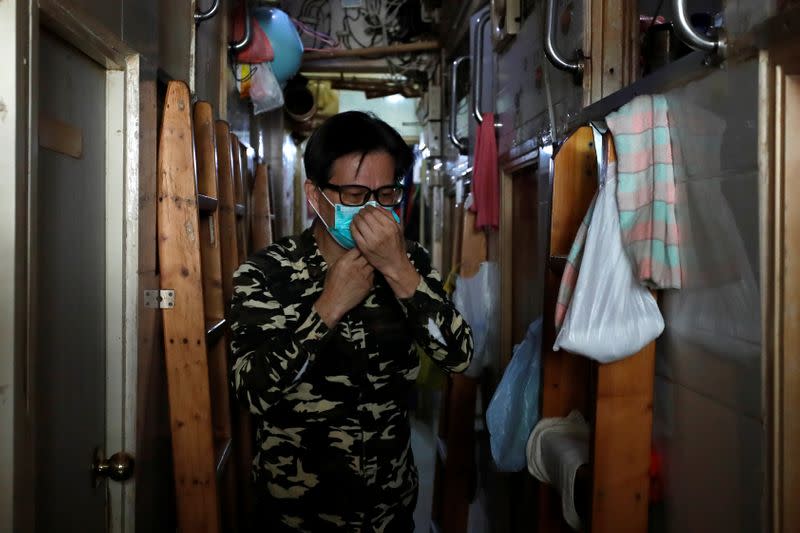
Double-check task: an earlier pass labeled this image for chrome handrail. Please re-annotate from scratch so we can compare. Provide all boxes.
[229,1,252,53]
[449,56,469,153]
[544,0,583,78]
[671,0,726,57]
[472,13,491,123]
[194,0,220,24]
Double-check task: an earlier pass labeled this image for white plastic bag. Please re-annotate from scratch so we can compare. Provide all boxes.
[452,261,499,377]
[553,164,664,362]
[486,318,542,472]
[249,63,284,115]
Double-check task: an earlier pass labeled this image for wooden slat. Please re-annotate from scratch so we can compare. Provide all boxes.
[251,163,273,251]
[591,343,655,533]
[590,138,653,533]
[215,121,239,306]
[216,122,254,526]
[230,134,247,264]
[537,126,599,533]
[542,126,597,419]
[583,0,638,106]
[157,80,219,533]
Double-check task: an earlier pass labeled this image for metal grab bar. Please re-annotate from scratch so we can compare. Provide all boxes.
[449,56,469,153]
[671,0,726,57]
[195,0,220,24]
[472,13,491,123]
[544,0,583,78]
[229,1,252,53]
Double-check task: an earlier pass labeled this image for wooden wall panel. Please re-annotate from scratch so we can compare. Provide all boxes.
[583,0,639,106]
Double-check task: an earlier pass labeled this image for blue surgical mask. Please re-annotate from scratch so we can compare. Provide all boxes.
[310,190,401,249]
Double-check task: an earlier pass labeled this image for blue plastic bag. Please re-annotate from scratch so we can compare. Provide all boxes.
[486,318,543,472]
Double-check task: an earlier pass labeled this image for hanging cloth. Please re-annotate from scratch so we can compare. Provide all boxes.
[469,112,499,230]
[605,95,682,289]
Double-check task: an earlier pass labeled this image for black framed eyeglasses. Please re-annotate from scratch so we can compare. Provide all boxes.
[322,183,405,207]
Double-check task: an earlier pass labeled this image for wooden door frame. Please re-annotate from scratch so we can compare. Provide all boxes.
[15,1,140,531]
[759,43,800,533]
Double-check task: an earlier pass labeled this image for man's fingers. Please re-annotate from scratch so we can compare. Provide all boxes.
[353,214,379,241]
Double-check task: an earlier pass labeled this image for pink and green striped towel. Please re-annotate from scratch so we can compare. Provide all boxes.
[605,94,682,290]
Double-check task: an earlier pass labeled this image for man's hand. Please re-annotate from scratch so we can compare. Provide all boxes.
[351,205,420,299]
[314,248,374,328]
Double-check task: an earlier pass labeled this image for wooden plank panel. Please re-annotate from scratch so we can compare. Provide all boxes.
[590,344,655,533]
[230,133,247,263]
[778,67,800,533]
[251,163,273,250]
[537,127,598,533]
[217,122,254,528]
[193,101,238,532]
[157,80,219,533]
[589,135,653,533]
[214,121,239,306]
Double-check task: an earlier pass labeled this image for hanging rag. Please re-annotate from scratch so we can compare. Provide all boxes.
[526,410,591,531]
[605,94,682,289]
[469,112,499,231]
[555,195,596,329]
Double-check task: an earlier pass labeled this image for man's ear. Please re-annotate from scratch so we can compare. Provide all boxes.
[304,179,318,208]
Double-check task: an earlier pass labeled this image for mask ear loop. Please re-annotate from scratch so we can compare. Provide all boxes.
[307,186,335,230]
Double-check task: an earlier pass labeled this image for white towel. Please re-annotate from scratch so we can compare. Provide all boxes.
[526,410,590,531]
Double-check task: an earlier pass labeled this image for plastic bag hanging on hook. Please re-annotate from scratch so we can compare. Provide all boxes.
[553,157,664,362]
[249,63,284,115]
[486,318,542,472]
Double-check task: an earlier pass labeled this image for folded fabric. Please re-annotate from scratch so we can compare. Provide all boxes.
[605,94,682,290]
[527,410,591,531]
[469,112,500,230]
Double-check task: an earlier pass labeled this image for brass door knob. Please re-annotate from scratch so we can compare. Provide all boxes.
[92,448,135,486]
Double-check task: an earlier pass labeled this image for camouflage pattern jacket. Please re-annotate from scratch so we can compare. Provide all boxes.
[230,228,473,532]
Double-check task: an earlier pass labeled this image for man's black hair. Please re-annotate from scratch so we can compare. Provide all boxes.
[303,111,414,186]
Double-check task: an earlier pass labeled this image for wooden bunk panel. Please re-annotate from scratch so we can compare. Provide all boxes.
[589,134,654,533]
[230,133,247,264]
[193,101,239,531]
[214,121,239,305]
[157,81,219,533]
[590,342,655,533]
[542,126,598,419]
